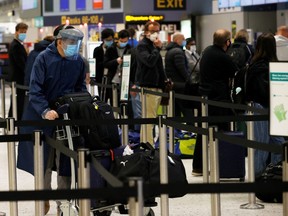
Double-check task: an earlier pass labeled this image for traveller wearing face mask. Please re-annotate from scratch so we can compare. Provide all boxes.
[134,21,166,146]
[165,32,189,117]
[104,29,132,103]
[8,22,29,120]
[17,24,87,215]
[93,28,115,98]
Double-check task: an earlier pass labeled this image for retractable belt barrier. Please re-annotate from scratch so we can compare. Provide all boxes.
[1,79,288,216]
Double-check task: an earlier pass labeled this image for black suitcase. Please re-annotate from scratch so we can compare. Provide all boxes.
[218,131,246,181]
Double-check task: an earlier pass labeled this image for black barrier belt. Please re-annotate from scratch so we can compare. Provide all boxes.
[163,118,209,136]
[0,134,32,142]
[169,115,268,124]
[45,135,78,161]
[16,83,29,91]
[13,118,159,128]
[144,88,166,97]
[215,132,283,154]
[174,93,268,114]
[163,118,282,154]
[90,156,123,187]
[0,182,287,202]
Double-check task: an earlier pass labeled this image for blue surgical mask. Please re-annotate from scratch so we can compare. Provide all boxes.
[181,40,187,47]
[119,42,128,48]
[104,40,113,47]
[18,33,26,42]
[64,44,77,57]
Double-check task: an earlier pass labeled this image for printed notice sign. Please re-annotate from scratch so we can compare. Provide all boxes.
[269,62,288,136]
[120,55,131,102]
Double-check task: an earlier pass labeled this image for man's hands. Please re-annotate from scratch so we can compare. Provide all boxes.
[44,110,59,120]
[153,39,162,49]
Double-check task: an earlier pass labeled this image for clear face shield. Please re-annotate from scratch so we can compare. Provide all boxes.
[57,28,84,60]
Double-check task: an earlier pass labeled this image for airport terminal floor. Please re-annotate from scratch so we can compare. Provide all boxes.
[0,86,283,216]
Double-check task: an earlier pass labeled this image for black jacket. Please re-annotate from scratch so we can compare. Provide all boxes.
[246,59,269,107]
[93,43,105,83]
[135,37,165,89]
[103,43,132,84]
[8,39,27,84]
[165,42,188,91]
[24,40,52,85]
[199,45,237,101]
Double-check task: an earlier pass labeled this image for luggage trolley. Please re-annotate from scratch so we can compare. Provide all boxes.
[56,104,156,216]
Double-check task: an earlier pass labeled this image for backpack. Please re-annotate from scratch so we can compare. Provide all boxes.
[226,42,251,70]
[79,97,121,150]
[230,64,249,109]
[255,162,283,203]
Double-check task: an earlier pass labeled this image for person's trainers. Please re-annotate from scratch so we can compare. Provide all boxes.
[192,169,203,176]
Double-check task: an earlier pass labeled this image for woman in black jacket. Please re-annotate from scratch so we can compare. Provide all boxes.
[246,32,284,177]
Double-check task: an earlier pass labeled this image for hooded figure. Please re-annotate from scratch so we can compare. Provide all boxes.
[17,27,86,176]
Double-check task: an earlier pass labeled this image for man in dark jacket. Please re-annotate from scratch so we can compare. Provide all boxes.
[165,32,188,117]
[199,29,237,130]
[93,28,114,98]
[8,22,28,120]
[24,36,54,85]
[135,21,166,145]
[103,29,131,103]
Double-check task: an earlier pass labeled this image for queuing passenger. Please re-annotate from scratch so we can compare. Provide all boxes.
[8,22,29,120]
[93,28,115,97]
[24,35,54,86]
[199,29,237,131]
[274,25,288,61]
[165,32,188,117]
[135,20,166,146]
[103,29,132,104]
[183,37,202,176]
[17,25,86,215]
[127,27,139,48]
[246,33,284,177]
[130,33,144,132]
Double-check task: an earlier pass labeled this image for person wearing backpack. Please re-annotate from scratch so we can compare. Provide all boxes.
[246,33,285,177]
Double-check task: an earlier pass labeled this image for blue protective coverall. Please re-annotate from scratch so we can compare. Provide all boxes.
[17,42,87,176]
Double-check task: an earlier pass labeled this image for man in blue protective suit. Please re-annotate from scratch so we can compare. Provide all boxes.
[17,25,87,215]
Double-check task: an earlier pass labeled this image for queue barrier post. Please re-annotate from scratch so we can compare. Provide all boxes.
[6,117,18,216]
[11,82,17,122]
[240,102,264,210]
[128,177,144,216]
[209,126,221,216]
[78,148,91,216]
[283,143,288,216]
[201,96,209,183]
[158,115,169,216]
[121,103,129,146]
[33,130,44,215]
[0,78,5,121]
[140,88,147,143]
[168,90,175,153]
[112,84,118,119]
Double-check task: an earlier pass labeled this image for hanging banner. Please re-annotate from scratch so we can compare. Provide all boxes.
[120,54,131,102]
[88,58,96,78]
[269,62,288,136]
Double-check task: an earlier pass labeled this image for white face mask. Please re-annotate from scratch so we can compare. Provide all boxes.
[149,32,158,42]
[190,45,196,53]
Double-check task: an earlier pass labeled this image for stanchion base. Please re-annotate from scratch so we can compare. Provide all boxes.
[240,203,264,209]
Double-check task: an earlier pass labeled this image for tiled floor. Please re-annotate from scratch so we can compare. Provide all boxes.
[0,85,284,216]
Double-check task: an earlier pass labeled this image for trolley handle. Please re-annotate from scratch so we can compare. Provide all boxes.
[56,104,69,115]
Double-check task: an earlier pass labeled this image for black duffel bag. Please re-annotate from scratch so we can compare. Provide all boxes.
[110,147,188,198]
[255,162,283,203]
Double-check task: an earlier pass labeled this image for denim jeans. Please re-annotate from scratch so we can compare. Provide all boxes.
[253,103,284,176]
[130,90,142,132]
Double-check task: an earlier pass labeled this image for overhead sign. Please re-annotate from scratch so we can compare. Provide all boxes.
[125,15,165,22]
[269,62,288,136]
[154,0,186,10]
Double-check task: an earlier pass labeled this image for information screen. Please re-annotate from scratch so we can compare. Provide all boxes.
[218,0,288,8]
[269,62,288,136]
[22,0,37,10]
